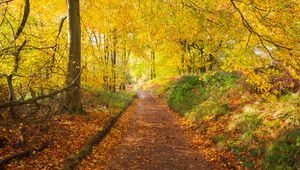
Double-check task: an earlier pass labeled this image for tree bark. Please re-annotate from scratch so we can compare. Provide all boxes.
[6,75,15,115]
[15,0,30,40]
[65,0,83,113]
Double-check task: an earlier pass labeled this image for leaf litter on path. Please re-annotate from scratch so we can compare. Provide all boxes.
[79,91,240,169]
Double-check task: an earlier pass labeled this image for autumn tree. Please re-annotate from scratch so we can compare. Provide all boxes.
[0,0,30,117]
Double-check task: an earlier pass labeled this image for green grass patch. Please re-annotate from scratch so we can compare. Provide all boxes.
[82,87,135,112]
[166,73,236,118]
[167,76,202,115]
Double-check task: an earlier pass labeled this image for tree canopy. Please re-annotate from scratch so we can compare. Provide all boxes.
[0,0,299,106]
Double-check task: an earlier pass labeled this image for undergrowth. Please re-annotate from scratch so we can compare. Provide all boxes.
[167,73,236,119]
[83,87,134,112]
[162,73,300,169]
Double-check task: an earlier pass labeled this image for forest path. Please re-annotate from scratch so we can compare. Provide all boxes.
[80,91,212,170]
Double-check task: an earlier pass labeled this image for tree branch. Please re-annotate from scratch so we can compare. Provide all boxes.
[229,0,293,54]
[15,0,30,40]
[0,69,82,109]
[0,141,49,168]
[0,0,14,5]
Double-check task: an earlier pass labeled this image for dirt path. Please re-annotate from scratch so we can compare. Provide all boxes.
[108,91,212,169]
[80,91,212,170]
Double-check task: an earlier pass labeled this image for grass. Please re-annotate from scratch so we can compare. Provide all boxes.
[159,73,299,169]
[82,87,135,112]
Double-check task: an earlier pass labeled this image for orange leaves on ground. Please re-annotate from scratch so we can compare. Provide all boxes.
[177,113,241,169]
[78,101,134,169]
[2,108,110,170]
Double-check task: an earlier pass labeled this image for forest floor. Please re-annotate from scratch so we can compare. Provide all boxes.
[1,90,133,169]
[79,91,239,170]
[1,106,112,169]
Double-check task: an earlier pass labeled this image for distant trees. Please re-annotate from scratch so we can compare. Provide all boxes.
[79,1,135,91]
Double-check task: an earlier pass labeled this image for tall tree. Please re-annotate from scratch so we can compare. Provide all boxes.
[65,0,83,113]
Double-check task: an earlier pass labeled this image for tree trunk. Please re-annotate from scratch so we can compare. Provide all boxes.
[181,53,185,75]
[65,0,83,113]
[150,50,156,79]
[152,51,156,79]
[120,48,128,90]
[103,34,109,90]
[111,33,117,92]
[6,75,15,116]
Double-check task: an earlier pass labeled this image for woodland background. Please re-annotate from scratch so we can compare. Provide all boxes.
[0,0,299,169]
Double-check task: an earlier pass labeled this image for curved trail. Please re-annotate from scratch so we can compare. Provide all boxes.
[82,91,211,170]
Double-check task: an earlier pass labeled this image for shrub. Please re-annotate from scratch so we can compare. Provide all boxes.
[167,73,236,117]
[167,76,201,115]
[264,127,300,169]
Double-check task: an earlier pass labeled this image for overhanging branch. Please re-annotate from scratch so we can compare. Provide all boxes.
[0,69,82,109]
[15,0,30,40]
[229,0,293,59]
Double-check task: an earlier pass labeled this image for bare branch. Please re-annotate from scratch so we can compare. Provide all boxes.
[12,40,27,74]
[245,31,252,50]
[0,69,82,109]
[55,16,67,41]
[229,0,293,61]
[15,0,30,40]
[0,4,9,27]
[0,0,13,5]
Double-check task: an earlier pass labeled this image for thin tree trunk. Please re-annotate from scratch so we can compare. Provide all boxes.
[181,53,185,75]
[120,47,128,90]
[150,50,156,79]
[6,75,15,116]
[65,0,83,113]
[111,33,117,92]
[112,49,116,92]
[103,34,109,90]
[152,51,156,79]
[4,0,30,118]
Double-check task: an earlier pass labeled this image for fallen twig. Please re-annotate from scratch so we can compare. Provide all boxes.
[0,141,50,168]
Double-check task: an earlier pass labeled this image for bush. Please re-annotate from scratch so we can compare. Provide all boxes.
[226,93,300,169]
[202,72,236,89]
[166,73,236,118]
[167,76,201,115]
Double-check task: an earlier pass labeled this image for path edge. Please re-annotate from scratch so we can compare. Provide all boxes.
[62,95,136,170]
